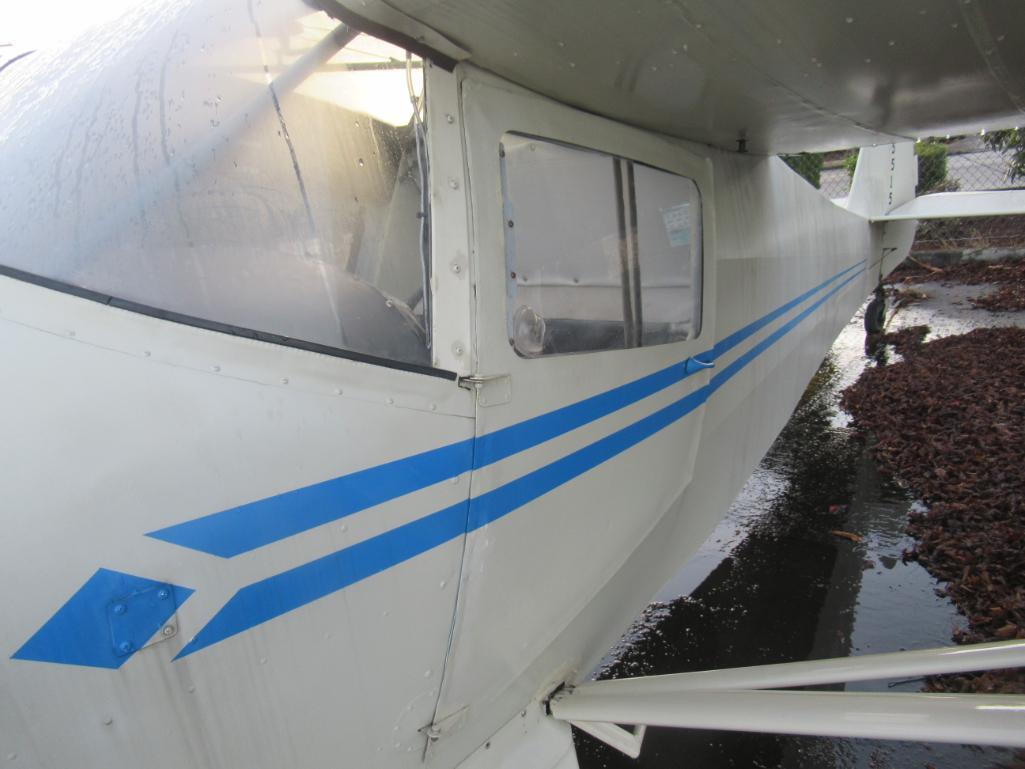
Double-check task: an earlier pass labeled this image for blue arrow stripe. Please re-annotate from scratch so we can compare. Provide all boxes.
[147,440,475,558]
[174,502,469,660]
[176,264,865,658]
[148,261,861,560]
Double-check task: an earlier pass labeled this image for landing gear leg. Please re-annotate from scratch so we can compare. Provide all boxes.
[864,286,887,334]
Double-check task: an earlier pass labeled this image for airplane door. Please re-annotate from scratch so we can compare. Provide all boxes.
[429,69,718,743]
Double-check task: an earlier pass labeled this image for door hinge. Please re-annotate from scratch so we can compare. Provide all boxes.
[457,373,511,407]
[420,705,469,759]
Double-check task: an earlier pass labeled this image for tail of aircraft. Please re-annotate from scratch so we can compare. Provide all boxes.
[841,140,1025,281]
[835,142,917,283]
[844,142,917,220]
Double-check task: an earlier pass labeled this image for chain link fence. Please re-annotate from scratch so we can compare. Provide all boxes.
[783,134,1025,256]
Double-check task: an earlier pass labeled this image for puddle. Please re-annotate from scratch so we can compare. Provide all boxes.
[576,287,1024,769]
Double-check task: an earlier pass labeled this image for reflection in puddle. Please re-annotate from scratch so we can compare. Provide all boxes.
[577,300,1016,769]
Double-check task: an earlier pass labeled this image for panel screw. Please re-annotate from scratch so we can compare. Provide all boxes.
[162,625,175,637]
[112,604,127,615]
[451,263,462,274]
[448,178,459,190]
[157,589,169,600]
[445,113,454,124]
[118,641,134,654]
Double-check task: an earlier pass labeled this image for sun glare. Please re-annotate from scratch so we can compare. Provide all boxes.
[0,0,142,50]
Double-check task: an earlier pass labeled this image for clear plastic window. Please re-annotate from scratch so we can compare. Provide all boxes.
[0,2,432,366]
[501,136,627,355]
[634,164,703,345]
[501,134,701,357]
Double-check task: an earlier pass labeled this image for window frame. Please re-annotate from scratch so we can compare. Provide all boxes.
[0,262,457,380]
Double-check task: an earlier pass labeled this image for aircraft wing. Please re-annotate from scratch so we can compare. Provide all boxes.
[326,0,1025,154]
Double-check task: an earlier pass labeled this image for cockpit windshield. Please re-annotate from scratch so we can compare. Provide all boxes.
[0,0,432,366]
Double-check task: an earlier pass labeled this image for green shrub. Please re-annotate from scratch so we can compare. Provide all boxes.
[842,151,858,179]
[915,141,948,194]
[983,128,1025,182]
[782,152,823,189]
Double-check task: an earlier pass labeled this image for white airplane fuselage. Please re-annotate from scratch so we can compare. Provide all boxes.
[0,2,917,767]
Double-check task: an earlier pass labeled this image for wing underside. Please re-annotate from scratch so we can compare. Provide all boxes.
[328,0,1025,154]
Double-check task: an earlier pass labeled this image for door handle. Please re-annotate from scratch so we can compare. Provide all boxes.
[684,356,715,375]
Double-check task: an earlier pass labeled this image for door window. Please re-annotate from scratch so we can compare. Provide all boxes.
[501,134,701,357]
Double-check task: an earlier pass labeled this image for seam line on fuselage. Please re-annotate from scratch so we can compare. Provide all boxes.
[148,260,862,559]
[175,264,866,657]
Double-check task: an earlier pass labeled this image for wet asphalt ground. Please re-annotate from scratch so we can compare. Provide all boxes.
[576,279,1025,769]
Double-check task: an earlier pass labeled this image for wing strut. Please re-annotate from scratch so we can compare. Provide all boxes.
[548,640,1025,758]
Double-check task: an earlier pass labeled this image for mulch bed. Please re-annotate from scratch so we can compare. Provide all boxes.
[841,327,1025,694]
[866,325,929,358]
[910,215,1025,254]
[887,257,1025,312]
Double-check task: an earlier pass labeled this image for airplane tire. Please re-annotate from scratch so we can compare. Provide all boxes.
[864,294,886,334]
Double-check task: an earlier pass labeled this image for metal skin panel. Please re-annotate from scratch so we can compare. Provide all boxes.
[0,276,475,769]
[455,702,579,769]
[423,68,885,769]
[334,0,1025,154]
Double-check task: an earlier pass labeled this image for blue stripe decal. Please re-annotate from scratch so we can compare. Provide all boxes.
[472,360,691,468]
[176,502,468,658]
[176,265,865,658]
[147,441,474,558]
[13,569,194,669]
[467,386,710,532]
[473,261,862,467]
[710,266,864,394]
[710,261,861,361]
[149,262,860,560]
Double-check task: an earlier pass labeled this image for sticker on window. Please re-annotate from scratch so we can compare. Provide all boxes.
[661,203,691,248]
